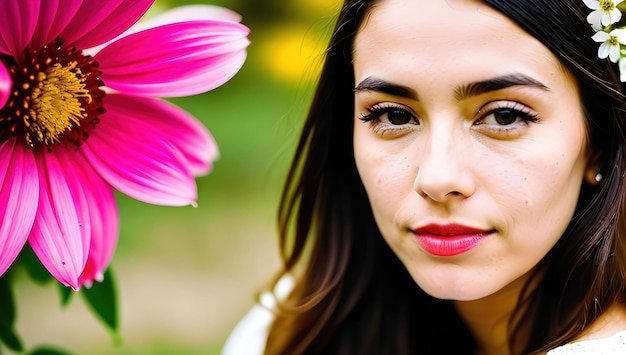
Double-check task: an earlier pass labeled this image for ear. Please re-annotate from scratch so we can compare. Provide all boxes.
[583,151,604,186]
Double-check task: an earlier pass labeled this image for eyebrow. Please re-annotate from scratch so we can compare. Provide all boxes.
[353,73,549,101]
[354,77,418,100]
[454,73,550,100]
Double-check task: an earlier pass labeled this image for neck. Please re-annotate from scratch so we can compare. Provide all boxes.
[453,274,532,355]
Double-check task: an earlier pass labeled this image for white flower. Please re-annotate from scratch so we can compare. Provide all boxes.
[584,0,625,31]
[619,57,626,81]
[592,28,626,62]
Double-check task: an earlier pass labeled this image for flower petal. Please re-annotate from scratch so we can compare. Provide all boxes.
[59,0,154,50]
[0,0,40,58]
[619,58,626,82]
[592,31,610,42]
[613,8,623,23]
[0,139,38,276]
[76,153,118,288]
[29,149,91,290]
[583,0,601,10]
[81,96,198,206]
[598,42,611,59]
[0,62,11,108]
[588,10,604,31]
[96,19,250,97]
[102,94,217,175]
[31,0,82,49]
[609,43,621,62]
[614,28,626,44]
[131,5,243,33]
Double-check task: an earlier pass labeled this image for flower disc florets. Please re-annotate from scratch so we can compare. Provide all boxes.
[0,38,105,149]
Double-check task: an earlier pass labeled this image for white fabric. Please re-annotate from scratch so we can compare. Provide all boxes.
[547,330,626,354]
[221,276,294,355]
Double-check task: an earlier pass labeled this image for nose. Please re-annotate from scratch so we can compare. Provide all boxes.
[413,131,475,203]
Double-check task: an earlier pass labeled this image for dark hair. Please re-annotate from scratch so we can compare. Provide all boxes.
[265,0,626,354]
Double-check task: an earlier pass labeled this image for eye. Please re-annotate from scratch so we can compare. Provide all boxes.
[475,101,539,127]
[490,109,520,125]
[359,103,418,125]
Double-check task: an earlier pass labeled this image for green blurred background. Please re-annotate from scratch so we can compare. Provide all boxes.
[12,0,339,353]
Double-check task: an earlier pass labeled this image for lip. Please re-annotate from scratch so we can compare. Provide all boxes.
[412,223,494,257]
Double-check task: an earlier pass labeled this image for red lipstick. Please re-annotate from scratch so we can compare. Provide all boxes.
[412,224,493,257]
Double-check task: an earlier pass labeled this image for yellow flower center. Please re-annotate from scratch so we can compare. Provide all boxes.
[0,39,105,149]
[27,62,91,146]
[600,0,616,12]
[608,35,620,46]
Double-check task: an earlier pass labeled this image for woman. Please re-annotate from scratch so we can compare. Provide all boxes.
[223,0,626,353]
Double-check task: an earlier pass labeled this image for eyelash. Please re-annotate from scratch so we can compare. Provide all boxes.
[475,101,540,126]
[472,101,540,137]
[358,103,417,135]
[359,103,417,124]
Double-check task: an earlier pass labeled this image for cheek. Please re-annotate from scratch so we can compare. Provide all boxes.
[356,151,408,208]
[354,137,413,224]
[357,150,408,184]
[491,147,586,246]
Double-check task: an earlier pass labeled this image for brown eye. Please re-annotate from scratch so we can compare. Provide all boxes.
[492,109,518,125]
[359,103,418,127]
[386,108,414,125]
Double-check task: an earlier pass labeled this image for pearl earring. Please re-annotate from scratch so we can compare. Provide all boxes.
[594,172,603,183]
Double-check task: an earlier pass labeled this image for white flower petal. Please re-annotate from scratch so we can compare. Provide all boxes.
[598,42,611,59]
[611,8,622,23]
[592,31,611,42]
[588,11,605,31]
[609,44,621,62]
[583,0,601,10]
[602,12,613,26]
[619,58,626,82]
[612,28,626,44]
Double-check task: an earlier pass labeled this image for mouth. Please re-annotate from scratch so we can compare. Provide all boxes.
[411,224,495,257]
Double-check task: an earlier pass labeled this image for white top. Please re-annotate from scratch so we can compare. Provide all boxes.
[546,331,626,354]
[221,276,293,355]
[221,277,626,354]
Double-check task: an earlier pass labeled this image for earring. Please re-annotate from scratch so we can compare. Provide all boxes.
[594,172,603,183]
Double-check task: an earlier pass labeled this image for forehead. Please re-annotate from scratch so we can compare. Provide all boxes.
[353,0,567,86]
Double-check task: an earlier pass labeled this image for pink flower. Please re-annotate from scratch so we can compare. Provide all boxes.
[0,0,249,290]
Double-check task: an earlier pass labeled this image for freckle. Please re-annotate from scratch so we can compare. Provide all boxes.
[525,200,529,205]
[377,178,382,185]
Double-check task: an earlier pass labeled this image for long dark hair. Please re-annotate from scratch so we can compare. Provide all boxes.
[265,0,626,354]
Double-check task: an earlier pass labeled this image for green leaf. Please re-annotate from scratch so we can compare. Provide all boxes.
[81,269,119,334]
[0,275,23,352]
[17,244,53,285]
[28,346,74,355]
[57,283,74,306]
[0,276,15,322]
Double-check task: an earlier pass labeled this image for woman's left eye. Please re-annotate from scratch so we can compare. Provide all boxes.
[489,109,522,125]
[475,102,539,127]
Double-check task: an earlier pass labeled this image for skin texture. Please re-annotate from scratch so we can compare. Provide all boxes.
[352,1,597,352]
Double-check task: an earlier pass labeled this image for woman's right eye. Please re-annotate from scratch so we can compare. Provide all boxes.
[359,104,418,126]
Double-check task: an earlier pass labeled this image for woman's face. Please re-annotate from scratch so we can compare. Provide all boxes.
[353,0,595,301]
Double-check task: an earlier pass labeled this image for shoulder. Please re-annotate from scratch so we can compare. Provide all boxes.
[221,275,295,355]
[548,304,626,355]
[547,330,626,355]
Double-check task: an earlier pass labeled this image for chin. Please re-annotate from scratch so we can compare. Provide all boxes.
[420,286,494,302]
[409,270,508,302]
